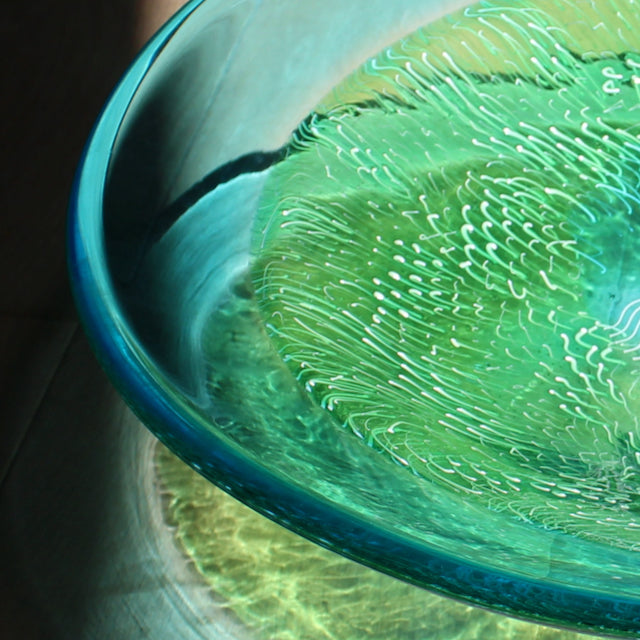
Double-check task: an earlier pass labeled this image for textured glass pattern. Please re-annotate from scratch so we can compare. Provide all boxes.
[253,0,640,550]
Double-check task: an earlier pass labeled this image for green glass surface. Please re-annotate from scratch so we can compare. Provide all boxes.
[69,0,640,634]
[252,0,640,552]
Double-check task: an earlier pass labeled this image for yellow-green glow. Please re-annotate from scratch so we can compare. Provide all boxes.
[156,443,598,640]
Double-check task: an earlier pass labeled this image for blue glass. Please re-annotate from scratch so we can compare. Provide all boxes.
[68,0,640,636]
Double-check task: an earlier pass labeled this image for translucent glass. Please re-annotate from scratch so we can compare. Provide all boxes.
[68,0,640,636]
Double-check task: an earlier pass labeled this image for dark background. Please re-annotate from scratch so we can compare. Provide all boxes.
[0,2,187,637]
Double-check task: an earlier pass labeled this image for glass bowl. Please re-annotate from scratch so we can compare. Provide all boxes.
[68,0,640,636]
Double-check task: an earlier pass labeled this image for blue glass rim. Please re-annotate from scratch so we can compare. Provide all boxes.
[66,1,640,636]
